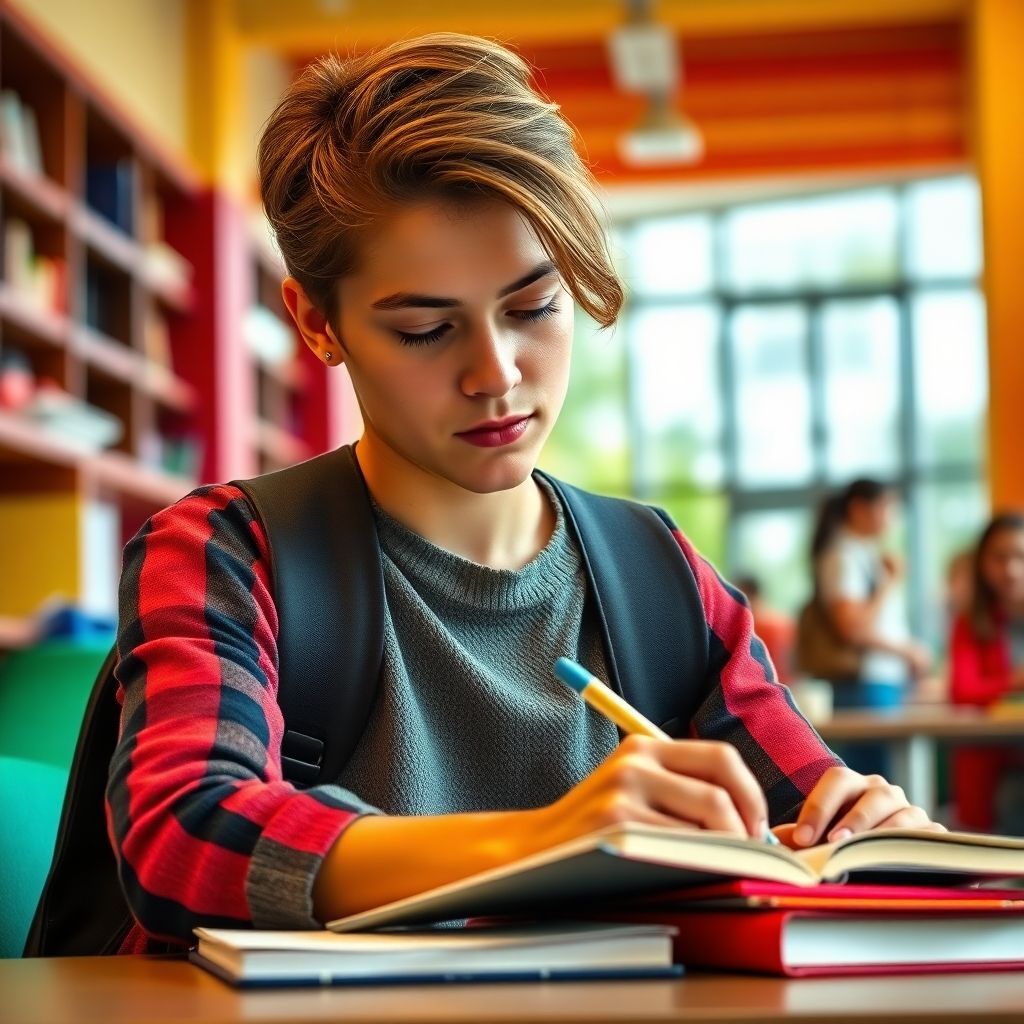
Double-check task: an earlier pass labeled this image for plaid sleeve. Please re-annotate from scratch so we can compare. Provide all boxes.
[669,529,843,824]
[106,484,372,945]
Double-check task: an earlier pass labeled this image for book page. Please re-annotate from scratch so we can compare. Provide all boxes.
[793,828,1024,882]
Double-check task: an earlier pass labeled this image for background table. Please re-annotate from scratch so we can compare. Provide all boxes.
[815,704,1024,817]
[2,956,1024,1024]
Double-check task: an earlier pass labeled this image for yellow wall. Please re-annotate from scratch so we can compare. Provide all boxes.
[15,0,188,156]
[185,0,292,195]
[0,495,79,616]
[15,0,292,193]
[972,0,1024,510]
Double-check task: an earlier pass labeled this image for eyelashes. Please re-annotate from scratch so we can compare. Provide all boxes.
[396,302,561,347]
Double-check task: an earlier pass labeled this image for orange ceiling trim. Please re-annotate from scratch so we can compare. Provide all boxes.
[290,18,967,185]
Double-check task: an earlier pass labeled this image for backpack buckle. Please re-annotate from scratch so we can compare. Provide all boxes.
[281,730,324,786]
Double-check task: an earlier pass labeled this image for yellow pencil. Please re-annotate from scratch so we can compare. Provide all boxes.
[554,656,779,845]
[554,657,670,739]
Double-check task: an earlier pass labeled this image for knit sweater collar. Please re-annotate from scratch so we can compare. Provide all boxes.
[370,477,578,613]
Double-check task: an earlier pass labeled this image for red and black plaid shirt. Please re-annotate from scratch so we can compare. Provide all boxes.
[108,484,840,951]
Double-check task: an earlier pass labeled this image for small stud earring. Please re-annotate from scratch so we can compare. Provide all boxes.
[324,351,333,362]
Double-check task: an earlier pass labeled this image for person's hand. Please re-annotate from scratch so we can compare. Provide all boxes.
[773,766,944,849]
[879,552,904,583]
[902,642,932,681]
[527,736,769,853]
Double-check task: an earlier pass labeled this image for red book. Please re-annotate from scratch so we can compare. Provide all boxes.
[610,907,1024,977]
[628,879,1024,912]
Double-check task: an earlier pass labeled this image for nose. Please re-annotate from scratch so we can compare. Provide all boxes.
[459,324,522,398]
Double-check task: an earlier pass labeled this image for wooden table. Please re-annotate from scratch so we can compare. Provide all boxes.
[815,704,1024,817]
[1,956,1023,1024]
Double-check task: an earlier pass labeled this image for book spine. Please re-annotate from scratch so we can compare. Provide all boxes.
[591,909,789,975]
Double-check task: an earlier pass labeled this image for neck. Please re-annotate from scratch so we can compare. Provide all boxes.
[354,439,554,570]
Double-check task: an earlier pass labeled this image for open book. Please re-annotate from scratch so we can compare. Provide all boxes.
[190,922,680,987]
[328,825,1024,933]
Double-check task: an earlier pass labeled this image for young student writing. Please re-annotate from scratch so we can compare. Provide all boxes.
[107,34,941,953]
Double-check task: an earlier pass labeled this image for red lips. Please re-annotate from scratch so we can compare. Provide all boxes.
[455,415,532,448]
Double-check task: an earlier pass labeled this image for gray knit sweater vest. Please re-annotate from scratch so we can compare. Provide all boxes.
[335,479,619,815]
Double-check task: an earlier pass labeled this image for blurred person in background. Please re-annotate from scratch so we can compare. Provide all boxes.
[946,548,976,622]
[949,513,1024,834]
[735,574,795,683]
[798,479,931,775]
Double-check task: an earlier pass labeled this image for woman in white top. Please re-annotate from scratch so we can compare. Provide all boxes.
[810,479,931,773]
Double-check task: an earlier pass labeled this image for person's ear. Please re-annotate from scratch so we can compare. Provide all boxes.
[281,277,343,366]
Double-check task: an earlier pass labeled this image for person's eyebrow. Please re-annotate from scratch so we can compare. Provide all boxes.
[370,260,557,310]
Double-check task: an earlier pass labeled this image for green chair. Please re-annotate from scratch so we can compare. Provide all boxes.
[0,640,109,957]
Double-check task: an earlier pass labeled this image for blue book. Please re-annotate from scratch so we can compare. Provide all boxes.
[85,159,135,235]
[190,922,681,988]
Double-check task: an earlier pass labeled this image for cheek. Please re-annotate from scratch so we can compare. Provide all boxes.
[534,310,574,382]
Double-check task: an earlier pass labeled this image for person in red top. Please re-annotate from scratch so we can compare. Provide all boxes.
[949,512,1024,832]
[735,575,796,684]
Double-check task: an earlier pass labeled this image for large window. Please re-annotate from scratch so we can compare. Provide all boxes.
[543,176,987,645]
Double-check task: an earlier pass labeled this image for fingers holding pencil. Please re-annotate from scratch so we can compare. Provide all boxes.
[532,732,769,851]
[546,658,771,844]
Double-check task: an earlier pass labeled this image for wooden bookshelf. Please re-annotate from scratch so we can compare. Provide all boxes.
[0,4,202,622]
[0,5,359,628]
[246,215,321,474]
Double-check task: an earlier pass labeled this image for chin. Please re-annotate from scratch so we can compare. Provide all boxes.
[451,449,539,495]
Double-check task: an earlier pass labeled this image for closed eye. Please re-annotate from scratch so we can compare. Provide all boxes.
[397,323,452,346]
[396,300,561,347]
[510,300,560,323]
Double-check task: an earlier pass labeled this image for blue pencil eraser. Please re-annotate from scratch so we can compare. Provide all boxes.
[554,657,593,694]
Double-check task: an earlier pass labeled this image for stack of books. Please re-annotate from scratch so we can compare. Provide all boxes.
[192,826,1024,985]
[323,826,1024,979]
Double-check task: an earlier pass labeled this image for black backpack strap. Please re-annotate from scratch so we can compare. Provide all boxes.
[540,474,709,736]
[233,444,384,786]
[24,644,135,956]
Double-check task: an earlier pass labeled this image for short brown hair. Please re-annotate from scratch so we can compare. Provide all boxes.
[258,33,623,327]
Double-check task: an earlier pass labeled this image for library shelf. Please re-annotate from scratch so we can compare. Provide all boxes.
[0,282,68,349]
[0,409,195,508]
[73,327,197,414]
[254,416,311,470]
[0,156,69,221]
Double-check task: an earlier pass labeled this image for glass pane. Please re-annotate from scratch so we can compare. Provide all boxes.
[916,479,989,650]
[541,309,630,494]
[656,489,729,570]
[732,304,813,486]
[821,298,902,481]
[629,215,714,297]
[630,304,724,489]
[912,290,988,468]
[905,177,982,281]
[723,189,898,293]
[731,507,814,617]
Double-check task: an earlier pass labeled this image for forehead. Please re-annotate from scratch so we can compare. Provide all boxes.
[986,528,1024,553]
[350,197,549,294]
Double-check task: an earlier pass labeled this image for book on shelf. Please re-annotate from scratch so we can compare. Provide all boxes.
[189,921,681,988]
[85,159,135,235]
[142,312,172,370]
[141,240,193,295]
[4,218,67,314]
[327,825,1024,933]
[0,89,43,175]
[646,906,1024,977]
